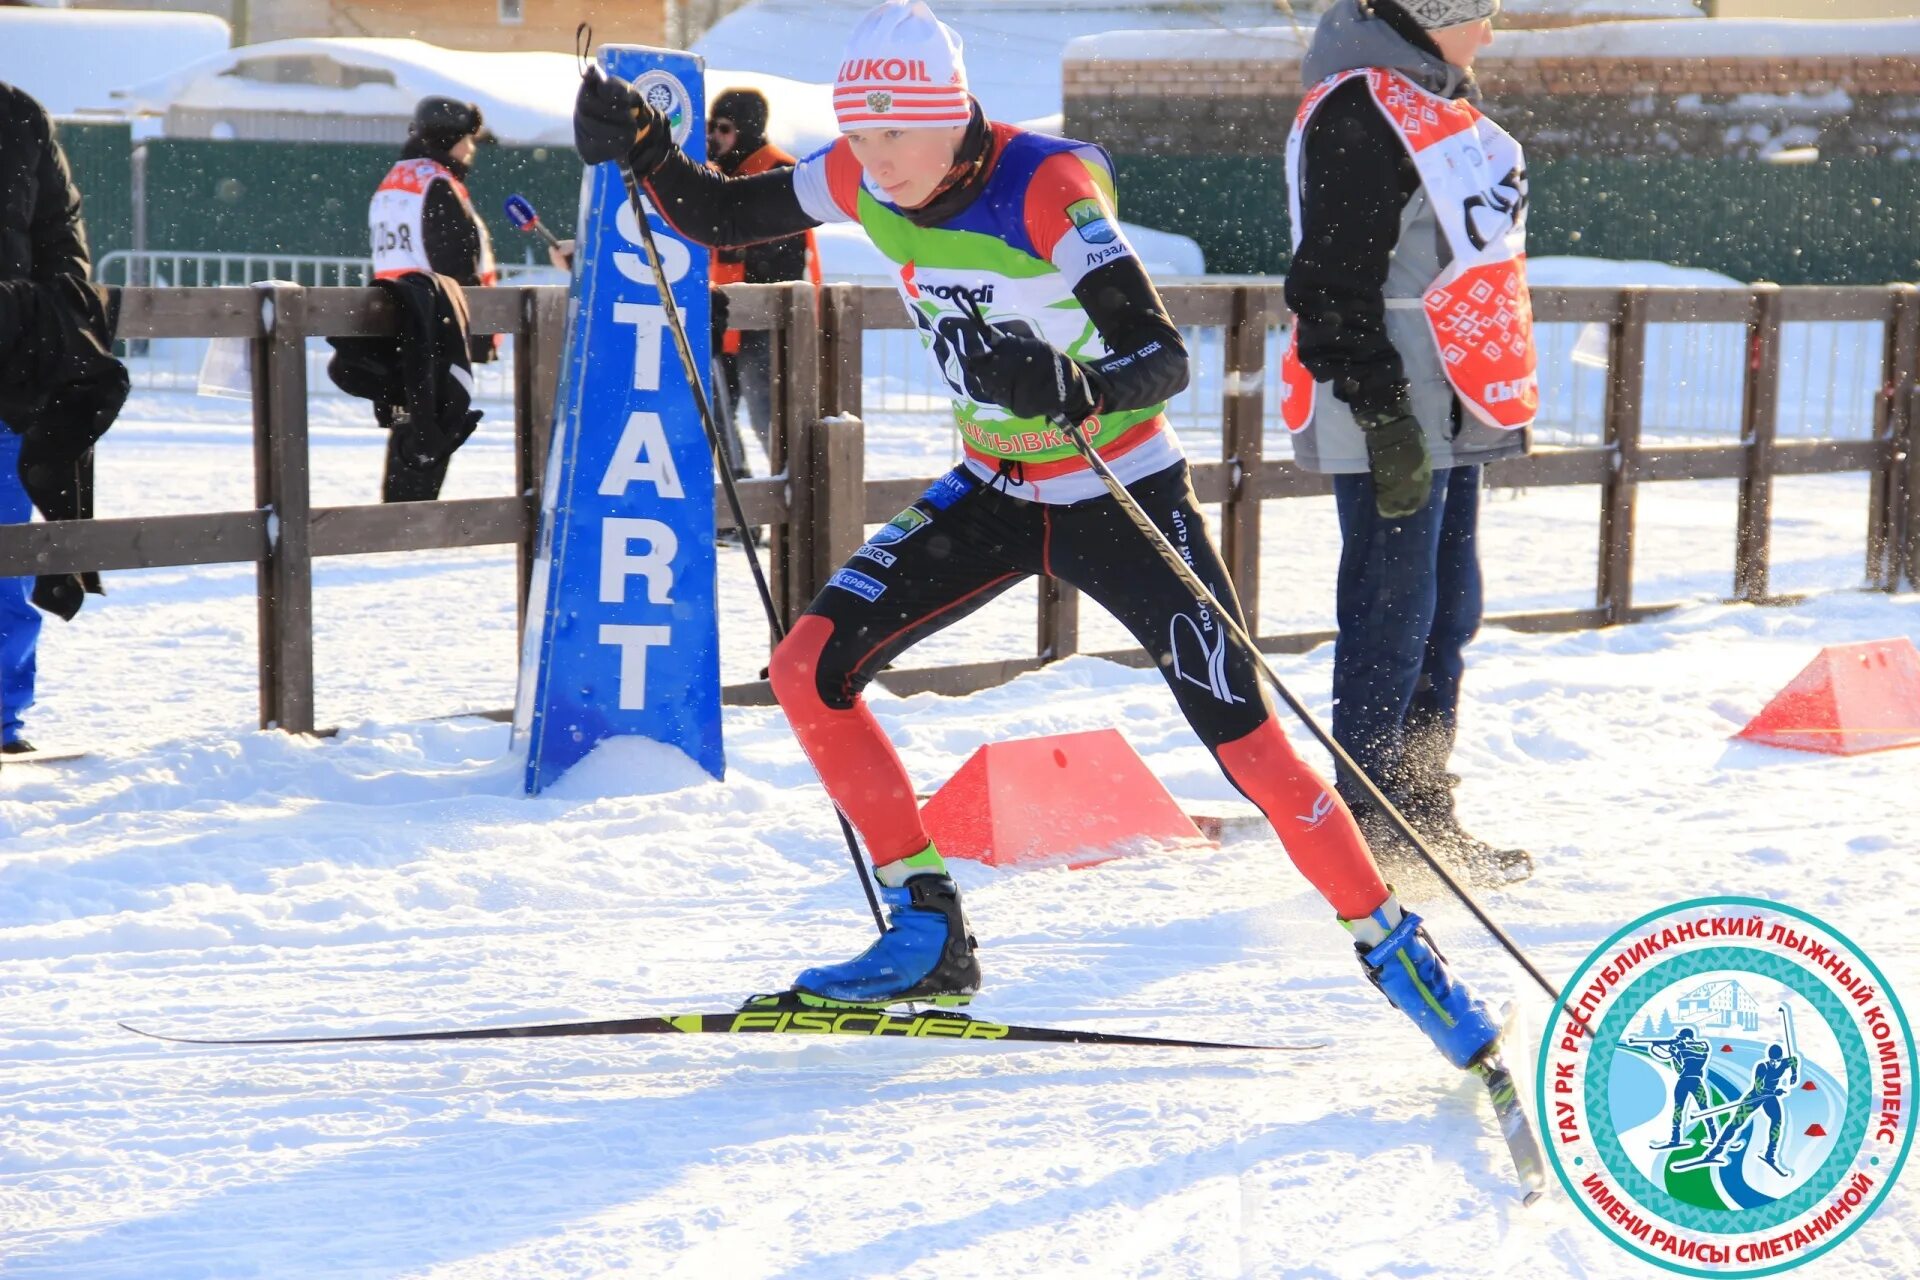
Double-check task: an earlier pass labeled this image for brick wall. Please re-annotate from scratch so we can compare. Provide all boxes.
[1065,52,1920,159]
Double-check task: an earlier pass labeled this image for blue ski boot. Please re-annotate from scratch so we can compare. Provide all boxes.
[790,846,981,1008]
[1345,893,1503,1070]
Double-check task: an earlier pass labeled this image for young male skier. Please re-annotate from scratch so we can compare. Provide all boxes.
[574,0,1506,1071]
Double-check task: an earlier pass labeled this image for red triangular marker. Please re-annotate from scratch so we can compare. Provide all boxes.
[1805,1123,1827,1137]
[1802,1081,1817,1090]
[1722,1044,1734,1052]
[1737,638,1920,756]
[921,729,1213,869]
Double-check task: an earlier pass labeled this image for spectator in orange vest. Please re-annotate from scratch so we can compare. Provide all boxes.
[706,88,818,486]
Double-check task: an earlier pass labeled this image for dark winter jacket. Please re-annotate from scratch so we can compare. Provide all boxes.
[711,141,809,287]
[400,137,490,288]
[0,81,125,619]
[394,137,498,366]
[325,272,482,500]
[1284,0,1528,473]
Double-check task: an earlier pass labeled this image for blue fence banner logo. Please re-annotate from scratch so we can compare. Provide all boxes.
[1539,897,1913,1275]
[513,45,721,794]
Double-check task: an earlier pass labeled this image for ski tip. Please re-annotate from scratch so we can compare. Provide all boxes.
[1522,1188,1545,1208]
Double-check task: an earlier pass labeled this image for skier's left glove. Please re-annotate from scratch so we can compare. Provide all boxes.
[962,331,1100,425]
[574,66,674,174]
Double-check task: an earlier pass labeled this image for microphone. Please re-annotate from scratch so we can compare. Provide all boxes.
[504,193,563,250]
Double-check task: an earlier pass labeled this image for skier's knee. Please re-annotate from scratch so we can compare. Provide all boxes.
[770,614,852,713]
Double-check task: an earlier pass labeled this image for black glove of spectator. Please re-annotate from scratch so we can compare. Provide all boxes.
[956,302,1099,424]
[1355,404,1433,520]
[574,67,673,174]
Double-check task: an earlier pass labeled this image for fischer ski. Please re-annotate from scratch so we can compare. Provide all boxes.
[120,1001,1327,1052]
[1478,1004,1548,1205]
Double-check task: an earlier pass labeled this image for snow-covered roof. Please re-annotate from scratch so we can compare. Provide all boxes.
[100,37,855,154]
[1500,0,1701,23]
[0,8,230,117]
[695,0,1294,127]
[701,70,840,161]
[108,38,584,145]
[1068,16,1920,62]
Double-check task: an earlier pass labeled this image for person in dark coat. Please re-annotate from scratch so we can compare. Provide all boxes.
[0,81,127,753]
[705,87,816,483]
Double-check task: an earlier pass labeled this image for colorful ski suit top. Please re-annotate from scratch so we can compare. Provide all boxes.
[788,126,1177,502]
[638,115,1190,507]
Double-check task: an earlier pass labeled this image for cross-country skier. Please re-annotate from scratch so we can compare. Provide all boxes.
[1639,1026,1720,1150]
[573,0,1507,1071]
[1691,1044,1799,1175]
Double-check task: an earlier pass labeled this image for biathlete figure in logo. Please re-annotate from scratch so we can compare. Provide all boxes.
[1690,1045,1800,1176]
[573,0,1506,1071]
[1638,1027,1720,1150]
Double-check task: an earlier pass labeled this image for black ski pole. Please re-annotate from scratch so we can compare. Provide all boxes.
[955,296,1561,1002]
[605,158,887,938]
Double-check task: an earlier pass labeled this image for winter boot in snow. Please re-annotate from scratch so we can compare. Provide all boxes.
[1345,893,1503,1070]
[789,846,981,1008]
[1398,774,1534,888]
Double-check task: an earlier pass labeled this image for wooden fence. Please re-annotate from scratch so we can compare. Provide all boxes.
[1,280,1915,735]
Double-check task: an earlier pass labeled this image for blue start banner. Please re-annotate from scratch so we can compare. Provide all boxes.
[513,45,722,795]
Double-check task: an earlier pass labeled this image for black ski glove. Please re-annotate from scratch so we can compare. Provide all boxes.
[574,66,674,174]
[1355,404,1433,520]
[956,319,1099,424]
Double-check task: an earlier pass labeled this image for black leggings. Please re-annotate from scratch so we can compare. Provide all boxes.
[768,459,1387,914]
[801,461,1268,743]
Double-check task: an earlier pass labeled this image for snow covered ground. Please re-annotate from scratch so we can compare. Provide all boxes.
[2,377,1917,1275]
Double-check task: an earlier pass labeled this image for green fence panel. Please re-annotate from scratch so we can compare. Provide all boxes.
[143,139,586,265]
[1525,158,1920,286]
[1113,154,1290,279]
[1114,154,1920,285]
[53,120,133,263]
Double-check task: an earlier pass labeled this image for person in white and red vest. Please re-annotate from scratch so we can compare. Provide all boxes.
[1283,0,1537,887]
[353,97,498,502]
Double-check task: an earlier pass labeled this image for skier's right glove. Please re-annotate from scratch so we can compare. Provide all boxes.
[574,66,674,174]
[1354,405,1432,520]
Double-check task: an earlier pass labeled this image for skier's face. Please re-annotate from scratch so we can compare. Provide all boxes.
[844,125,966,209]
[1429,17,1494,70]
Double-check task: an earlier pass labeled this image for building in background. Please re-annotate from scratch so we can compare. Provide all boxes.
[109,39,582,143]
[0,6,230,116]
[63,0,664,51]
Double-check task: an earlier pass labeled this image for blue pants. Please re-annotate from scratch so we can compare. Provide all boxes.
[1330,464,1483,806]
[0,427,39,744]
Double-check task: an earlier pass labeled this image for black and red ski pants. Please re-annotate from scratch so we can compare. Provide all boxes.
[767,460,1389,920]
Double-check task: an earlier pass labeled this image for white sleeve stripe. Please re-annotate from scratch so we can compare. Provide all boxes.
[1050,224,1138,291]
[792,154,857,226]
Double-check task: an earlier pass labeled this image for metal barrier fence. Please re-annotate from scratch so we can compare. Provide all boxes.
[94,250,566,399]
[855,283,1897,459]
[2,281,1915,735]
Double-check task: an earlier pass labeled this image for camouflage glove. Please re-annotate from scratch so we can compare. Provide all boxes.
[1355,406,1433,520]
